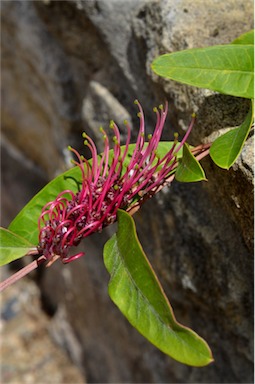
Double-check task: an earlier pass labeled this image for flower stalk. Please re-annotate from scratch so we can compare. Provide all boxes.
[0,100,211,292]
[38,101,197,264]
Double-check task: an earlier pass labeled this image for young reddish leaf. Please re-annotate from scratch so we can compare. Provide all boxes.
[0,227,36,266]
[103,209,213,366]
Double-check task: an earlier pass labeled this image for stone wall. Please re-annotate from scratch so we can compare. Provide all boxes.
[1,1,253,383]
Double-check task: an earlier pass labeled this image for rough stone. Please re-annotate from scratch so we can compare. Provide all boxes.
[1,0,253,383]
[1,271,85,383]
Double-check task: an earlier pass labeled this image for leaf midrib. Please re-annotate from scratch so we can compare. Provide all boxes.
[155,66,253,74]
[113,237,209,361]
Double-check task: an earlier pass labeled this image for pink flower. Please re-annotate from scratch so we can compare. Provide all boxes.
[38,101,194,263]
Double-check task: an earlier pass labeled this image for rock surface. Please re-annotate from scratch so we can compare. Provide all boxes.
[1,0,253,383]
[1,269,85,383]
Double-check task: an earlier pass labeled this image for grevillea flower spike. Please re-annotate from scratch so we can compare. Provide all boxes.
[38,100,195,264]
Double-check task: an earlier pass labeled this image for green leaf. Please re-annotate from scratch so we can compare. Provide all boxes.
[8,166,82,245]
[175,143,207,182]
[232,30,254,45]
[0,227,35,266]
[103,209,213,366]
[210,102,254,169]
[8,142,182,245]
[151,45,254,99]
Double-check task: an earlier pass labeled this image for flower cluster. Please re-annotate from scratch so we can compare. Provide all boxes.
[38,101,194,263]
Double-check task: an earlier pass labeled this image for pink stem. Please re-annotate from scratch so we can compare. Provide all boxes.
[0,254,46,293]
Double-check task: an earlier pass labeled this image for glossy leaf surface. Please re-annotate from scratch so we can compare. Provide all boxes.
[175,143,206,182]
[8,142,182,245]
[151,45,254,99]
[210,102,254,169]
[103,210,213,366]
[0,227,35,266]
